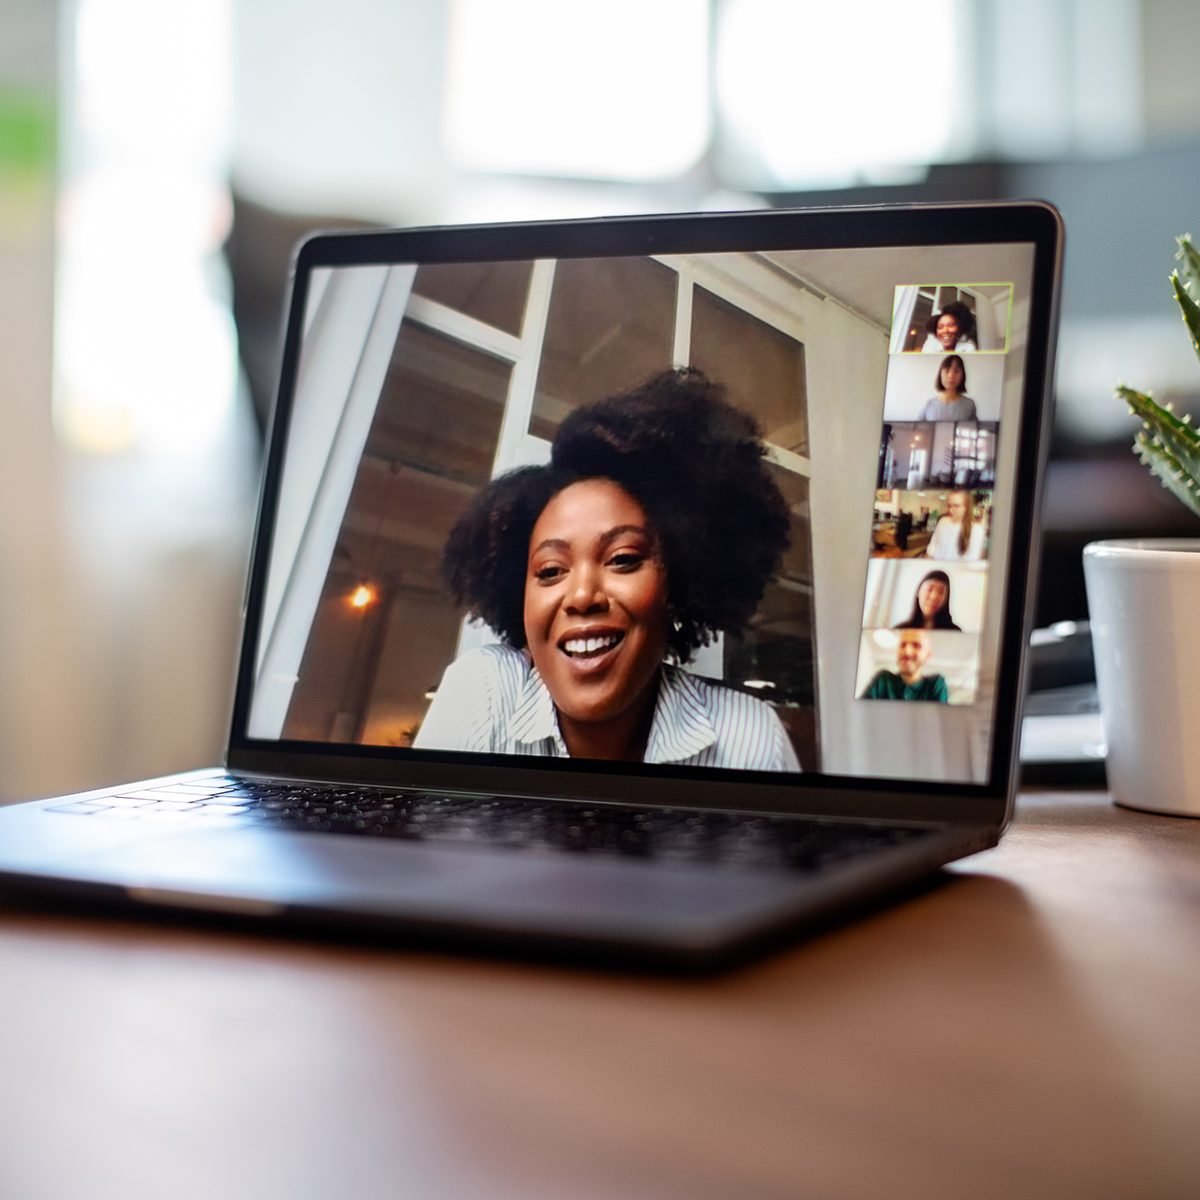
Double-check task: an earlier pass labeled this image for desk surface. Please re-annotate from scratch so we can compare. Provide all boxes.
[1,791,1197,1200]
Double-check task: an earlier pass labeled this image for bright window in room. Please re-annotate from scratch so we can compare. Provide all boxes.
[445,0,711,180]
[714,0,966,188]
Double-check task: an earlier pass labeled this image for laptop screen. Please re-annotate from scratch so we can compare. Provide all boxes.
[240,217,1050,791]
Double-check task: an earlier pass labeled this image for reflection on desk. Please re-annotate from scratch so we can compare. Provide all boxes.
[0,791,1196,1200]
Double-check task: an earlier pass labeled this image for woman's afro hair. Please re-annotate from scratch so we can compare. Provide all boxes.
[441,368,791,663]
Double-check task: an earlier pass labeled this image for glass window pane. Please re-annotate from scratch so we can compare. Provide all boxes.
[530,257,676,441]
[412,260,532,336]
[689,285,809,456]
[722,463,819,767]
[283,322,510,744]
[690,286,819,767]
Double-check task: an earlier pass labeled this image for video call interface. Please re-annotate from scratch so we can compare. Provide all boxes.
[247,240,1036,785]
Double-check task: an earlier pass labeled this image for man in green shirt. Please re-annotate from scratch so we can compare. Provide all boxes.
[862,630,949,702]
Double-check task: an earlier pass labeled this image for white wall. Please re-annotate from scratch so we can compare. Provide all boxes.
[0,1,258,803]
[0,1,79,801]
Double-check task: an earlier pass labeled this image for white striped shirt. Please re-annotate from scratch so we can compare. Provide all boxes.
[413,643,801,771]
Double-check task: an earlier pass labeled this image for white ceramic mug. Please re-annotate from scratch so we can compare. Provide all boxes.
[1083,539,1200,817]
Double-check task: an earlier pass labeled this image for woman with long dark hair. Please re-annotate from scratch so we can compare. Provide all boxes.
[894,569,961,631]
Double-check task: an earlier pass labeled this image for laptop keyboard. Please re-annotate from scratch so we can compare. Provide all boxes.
[47,776,934,871]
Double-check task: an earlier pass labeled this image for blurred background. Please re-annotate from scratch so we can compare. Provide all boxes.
[2,0,1198,802]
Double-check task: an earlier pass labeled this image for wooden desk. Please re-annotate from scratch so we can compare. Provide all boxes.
[1,791,1197,1200]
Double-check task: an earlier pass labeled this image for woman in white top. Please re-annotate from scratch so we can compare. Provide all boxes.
[414,369,800,771]
[926,490,987,562]
[920,300,979,353]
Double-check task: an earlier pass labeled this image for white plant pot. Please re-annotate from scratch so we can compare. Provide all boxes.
[1083,539,1200,817]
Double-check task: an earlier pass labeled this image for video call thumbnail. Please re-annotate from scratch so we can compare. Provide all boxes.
[888,283,1013,355]
[861,559,987,635]
[870,488,992,562]
[882,351,1004,424]
[854,628,981,706]
[877,421,997,491]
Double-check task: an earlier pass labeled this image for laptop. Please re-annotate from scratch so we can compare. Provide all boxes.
[0,202,1063,968]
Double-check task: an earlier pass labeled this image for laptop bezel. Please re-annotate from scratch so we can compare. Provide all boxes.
[225,202,1063,830]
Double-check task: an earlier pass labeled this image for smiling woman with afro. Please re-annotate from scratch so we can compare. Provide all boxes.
[413,368,800,770]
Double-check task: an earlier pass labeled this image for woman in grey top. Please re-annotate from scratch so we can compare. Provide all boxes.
[919,354,977,422]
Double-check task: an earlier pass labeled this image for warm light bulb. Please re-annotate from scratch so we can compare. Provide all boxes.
[349,583,376,609]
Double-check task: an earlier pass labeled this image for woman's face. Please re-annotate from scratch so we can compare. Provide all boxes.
[947,493,969,522]
[940,359,965,392]
[524,478,669,729]
[918,577,948,618]
[935,313,961,350]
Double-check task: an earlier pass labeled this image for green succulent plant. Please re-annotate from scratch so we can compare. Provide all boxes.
[1118,234,1200,516]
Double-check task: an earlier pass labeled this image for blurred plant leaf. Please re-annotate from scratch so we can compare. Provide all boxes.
[1121,384,1200,518]
[1172,269,1200,366]
[1176,233,1200,298]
